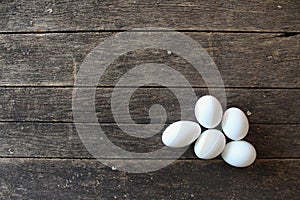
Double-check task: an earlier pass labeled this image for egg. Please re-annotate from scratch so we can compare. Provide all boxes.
[222,107,249,140]
[221,141,256,167]
[195,95,223,128]
[162,121,201,148]
[194,129,226,159]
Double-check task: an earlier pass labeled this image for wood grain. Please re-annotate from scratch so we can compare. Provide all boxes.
[1,1,299,199]
[1,32,299,87]
[1,0,300,32]
[0,123,298,159]
[0,158,298,199]
[0,87,298,123]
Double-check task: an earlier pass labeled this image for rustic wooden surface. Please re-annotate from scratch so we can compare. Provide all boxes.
[0,159,299,199]
[0,0,299,199]
[1,0,300,32]
[1,33,299,87]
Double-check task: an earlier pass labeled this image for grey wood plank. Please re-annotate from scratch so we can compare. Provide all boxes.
[0,87,298,123]
[0,123,298,159]
[0,158,298,199]
[1,0,300,32]
[0,32,110,86]
[1,32,299,87]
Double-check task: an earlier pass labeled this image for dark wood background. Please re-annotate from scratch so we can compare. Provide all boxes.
[0,0,299,199]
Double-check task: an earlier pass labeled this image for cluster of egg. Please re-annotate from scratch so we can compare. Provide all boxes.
[162,95,256,167]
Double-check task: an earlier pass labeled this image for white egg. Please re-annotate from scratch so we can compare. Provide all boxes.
[195,95,223,128]
[221,141,256,167]
[222,107,249,140]
[162,121,201,148]
[194,129,226,159]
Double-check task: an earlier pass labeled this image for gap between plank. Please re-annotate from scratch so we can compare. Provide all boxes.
[0,30,300,35]
[0,157,298,161]
[0,121,298,125]
[0,86,299,89]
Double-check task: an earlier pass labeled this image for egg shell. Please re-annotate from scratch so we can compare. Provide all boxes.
[162,121,201,148]
[221,141,256,167]
[194,129,226,159]
[195,95,223,128]
[222,107,249,140]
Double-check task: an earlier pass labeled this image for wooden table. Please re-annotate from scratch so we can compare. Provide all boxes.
[0,1,299,199]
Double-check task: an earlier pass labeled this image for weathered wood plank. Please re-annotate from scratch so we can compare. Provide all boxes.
[0,32,105,86]
[1,1,299,198]
[1,32,299,87]
[0,123,298,159]
[0,87,298,123]
[0,158,298,199]
[1,0,300,32]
